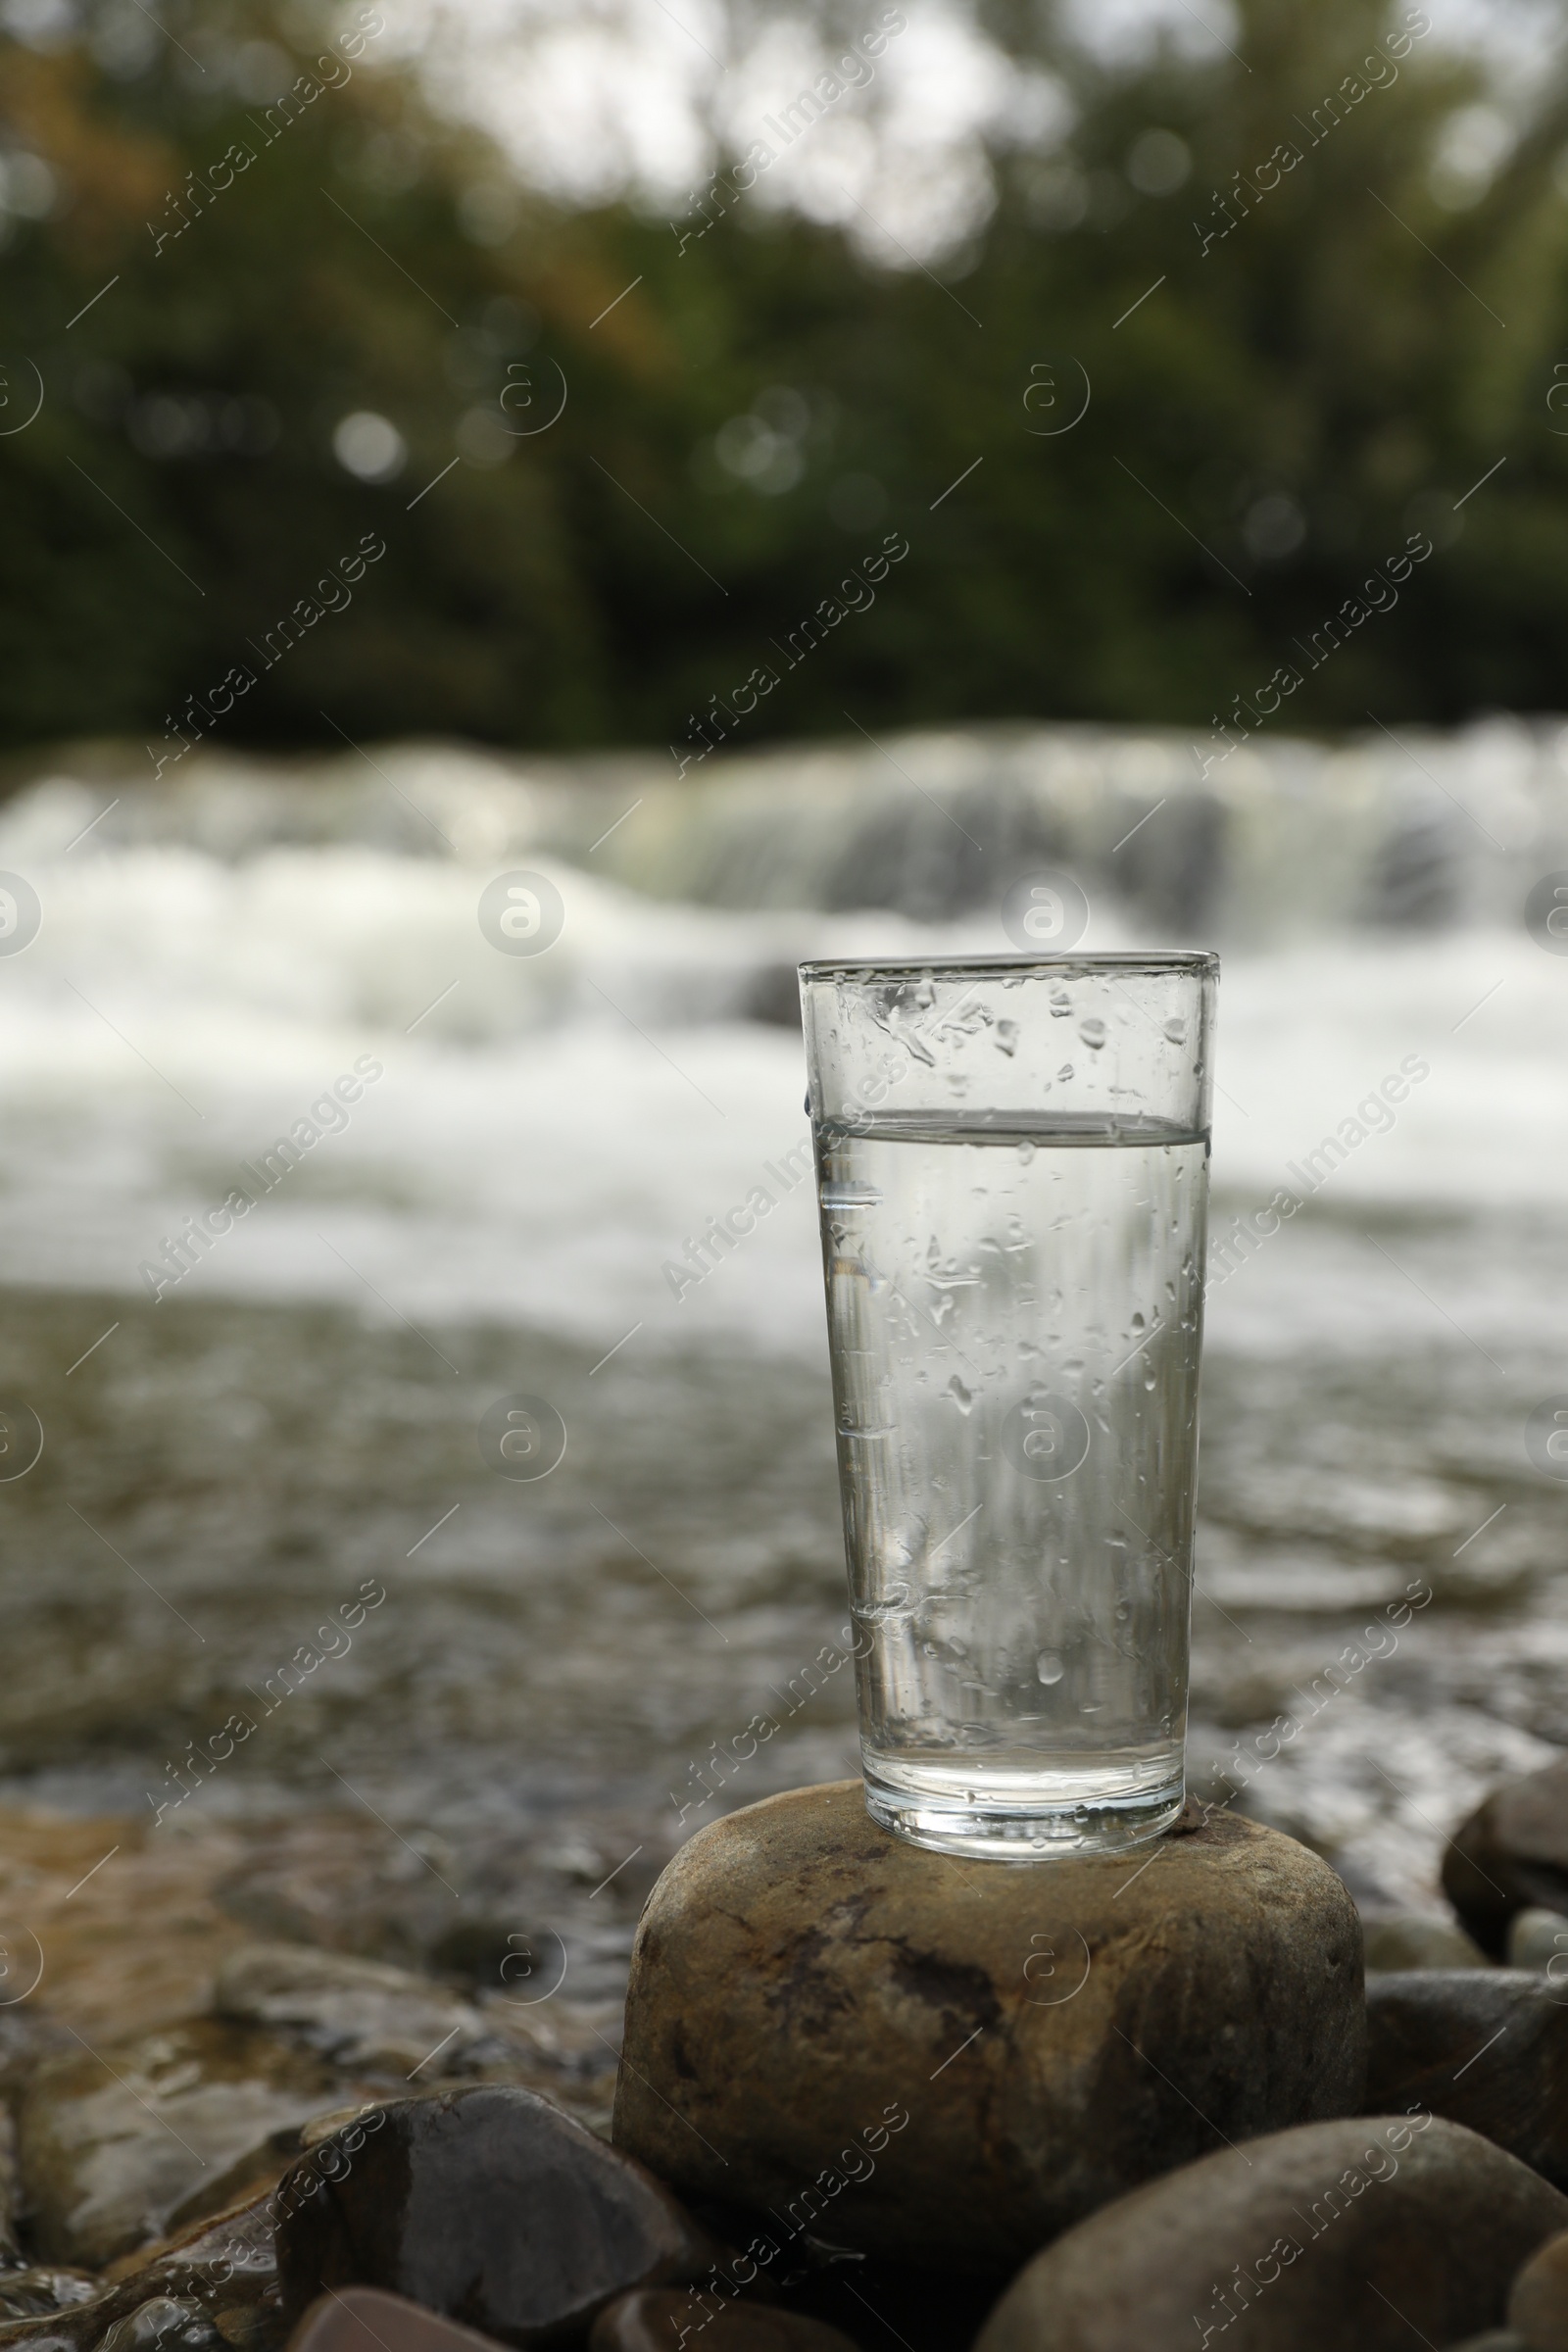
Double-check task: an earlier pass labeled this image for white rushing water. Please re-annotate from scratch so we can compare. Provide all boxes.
[0,713,1562,1911]
[0,714,1563,1346]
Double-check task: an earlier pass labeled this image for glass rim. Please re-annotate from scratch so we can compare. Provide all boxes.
[798,951,1219,981]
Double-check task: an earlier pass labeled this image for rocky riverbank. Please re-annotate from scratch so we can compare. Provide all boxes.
[1,1759,1568,2349]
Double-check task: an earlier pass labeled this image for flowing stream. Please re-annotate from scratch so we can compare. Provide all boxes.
[0,715,1564,1919]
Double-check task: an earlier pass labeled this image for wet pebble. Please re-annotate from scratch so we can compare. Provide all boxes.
[275,2086,716,2345]
[1511,2228,1568,2349]
[973,2116,1568,2351]
[282,2289,507,2352]
[1363,1913,1491,1972]
[1365,1972,1568,2187]
[588,2293,859,2351]
[1509,1911,1568,1973]
[1445,1757,1568,1958]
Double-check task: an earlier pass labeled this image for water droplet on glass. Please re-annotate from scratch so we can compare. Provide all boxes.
[947,1374,973,1414]
[1130,1310,1145,1330]
[1144,1370,1157,1391]
[1017,1140,1035,1165]
[1163,1017,1187,1044]
[994,1018,1019,1057]
[1057,1062,1074,1082]
[1036,1650,1064,1685]
[923,1642,939,1657]
[1078,1017,1107,1050]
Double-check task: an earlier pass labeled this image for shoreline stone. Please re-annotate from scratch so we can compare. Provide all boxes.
[972,2115,1568,2352]
[613,1780,1365,2272]
[284,2289,510,2352]
[1510,2229,1568,2348]
[1445,1757,1568,1959]
[273,2087,716,2346]
[588,2296,858,2350]
[1365,1972,1568,2186]
[1363,1913,1491,1973]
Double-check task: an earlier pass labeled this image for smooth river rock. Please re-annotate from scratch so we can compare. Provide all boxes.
[973,2115,1568,2352]
[588,2294,858,2351]
[1511,2230,1568,2348]
[1363,1913,1491,1972]
[285,2289,508,2352]
[1446,1757,1568,1958]
[1366,1972,1568,2185]
[612,1780,1365,2272]
[274,2087,715,2345]
[1511,1912,1568,1973]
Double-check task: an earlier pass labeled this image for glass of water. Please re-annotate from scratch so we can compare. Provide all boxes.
[799,954,1217,1860]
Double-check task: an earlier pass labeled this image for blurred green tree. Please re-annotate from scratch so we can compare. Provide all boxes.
[0,0,1564,755]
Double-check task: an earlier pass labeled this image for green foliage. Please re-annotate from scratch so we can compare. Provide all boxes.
[2,0,1567,756]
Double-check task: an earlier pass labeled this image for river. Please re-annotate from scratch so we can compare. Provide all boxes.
[0,714,1562,1927]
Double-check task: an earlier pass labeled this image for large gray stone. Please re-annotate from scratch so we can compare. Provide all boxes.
[973,2116,1568,2352]
[1366,1972,1568,2186]
[613,1781,1365,2272]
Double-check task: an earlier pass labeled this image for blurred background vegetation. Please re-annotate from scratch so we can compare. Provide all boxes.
[1,0,1566,753]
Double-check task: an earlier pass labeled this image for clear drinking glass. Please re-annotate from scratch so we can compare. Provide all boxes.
[799,954,1217,1860]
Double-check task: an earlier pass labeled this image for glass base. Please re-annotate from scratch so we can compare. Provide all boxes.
[863,1761,1185,1861]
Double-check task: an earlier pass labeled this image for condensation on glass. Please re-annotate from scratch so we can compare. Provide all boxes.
[800,954,1218,1860]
